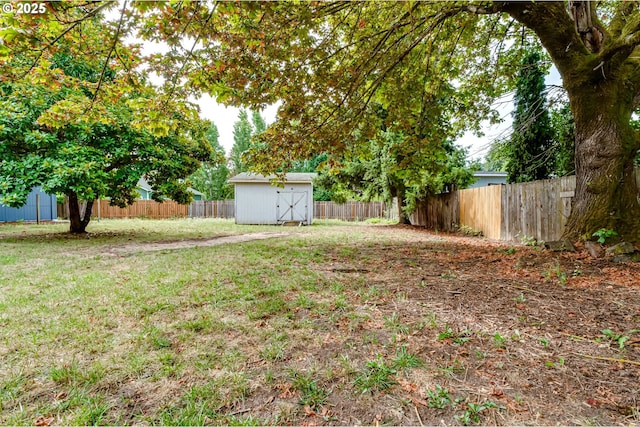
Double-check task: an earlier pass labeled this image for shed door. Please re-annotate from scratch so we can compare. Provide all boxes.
[276,191,308,224]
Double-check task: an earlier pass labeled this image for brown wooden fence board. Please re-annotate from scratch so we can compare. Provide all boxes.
[459,185,502,239]
[95,199,188,218]
[313,201,391,221]
[58,199,393,221]
[414,171,631,243]
[410,192,458,231]
[500,176,575,242]
[189,201,235,218]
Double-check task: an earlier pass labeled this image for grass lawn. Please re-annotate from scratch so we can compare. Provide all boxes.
[1,219,639,425]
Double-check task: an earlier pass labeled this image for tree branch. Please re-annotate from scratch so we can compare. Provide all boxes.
[23,1,116,78]
[609,1,636,39]
[161,2,218,111]
[49,1,115,25]
[495,1,588,77]
[464,2,502,16]
[90,0,127,104]
[599,18,640,67]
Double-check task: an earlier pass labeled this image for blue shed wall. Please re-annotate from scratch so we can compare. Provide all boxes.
[469,175,507,189]
[0,187,57,222]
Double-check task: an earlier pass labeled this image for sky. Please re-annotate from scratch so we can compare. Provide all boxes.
[194,94,279,154]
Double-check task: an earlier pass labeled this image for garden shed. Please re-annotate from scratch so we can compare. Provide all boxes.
[470,171,508,188]
[228,173,316,225]
[0,187,57,223]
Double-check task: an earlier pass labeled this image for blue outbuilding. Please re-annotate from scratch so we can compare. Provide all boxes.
[0,187,57,222]
[469,171,508,188]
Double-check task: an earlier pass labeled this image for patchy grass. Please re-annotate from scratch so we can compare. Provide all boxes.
[1,219,639,425]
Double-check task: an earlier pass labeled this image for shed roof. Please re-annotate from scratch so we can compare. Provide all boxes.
[474,171,507,178]
[228,172,317,184]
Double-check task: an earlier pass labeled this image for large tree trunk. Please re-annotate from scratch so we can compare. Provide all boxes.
[562,83,640,243]
[395,185,411,225]
[496,1,640,244]
[68,192,94,234]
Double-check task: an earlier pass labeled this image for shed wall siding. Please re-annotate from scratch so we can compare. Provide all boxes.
[469,176,507,188]
[0,187,57,222]
[234,182,313,225]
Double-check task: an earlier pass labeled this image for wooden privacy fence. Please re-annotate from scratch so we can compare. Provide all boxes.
[58,199,189,219]
[412,174,587,242]
[314,201,391,221]
[501,176,575,242]
[189,200,235,218]
[58,199,393,221]
[409,191,459,232]
[460,185,503,239]
[96,199,189,219]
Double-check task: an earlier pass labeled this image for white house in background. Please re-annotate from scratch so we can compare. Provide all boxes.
[228,173,317,225]
[469,171,508,188]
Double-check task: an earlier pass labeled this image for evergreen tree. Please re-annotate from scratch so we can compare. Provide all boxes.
[505,47,554,184]
[230,109,266,174]
[487,101,575,177]
[251,110,267,135]
[230,110,253,173]
[550,102,576,177]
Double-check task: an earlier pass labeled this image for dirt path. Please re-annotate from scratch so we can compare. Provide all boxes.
[110,231,293,254]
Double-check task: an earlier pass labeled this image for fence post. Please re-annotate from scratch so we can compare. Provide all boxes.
[36,193,40,224]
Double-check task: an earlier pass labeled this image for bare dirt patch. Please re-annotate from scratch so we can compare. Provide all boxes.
[245,225,640,425]
[108,231,293,254]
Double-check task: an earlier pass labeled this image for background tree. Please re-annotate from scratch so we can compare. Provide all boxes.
[550,101,576,177]
[505,46,554,184]
[251,110,267,136]
[484,98,575,177]
[189,123,232,200]
[314,131,477,224]
[289,153,334,201]
[483,140,509,173]
[230,109,266,174]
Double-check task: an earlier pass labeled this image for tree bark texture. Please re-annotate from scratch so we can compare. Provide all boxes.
[68,192,94,234]
[563,87,640,241]
[396,185,411,225]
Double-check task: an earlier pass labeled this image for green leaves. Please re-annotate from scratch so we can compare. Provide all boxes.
[1,28,212,231]
[0,27,22,43]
